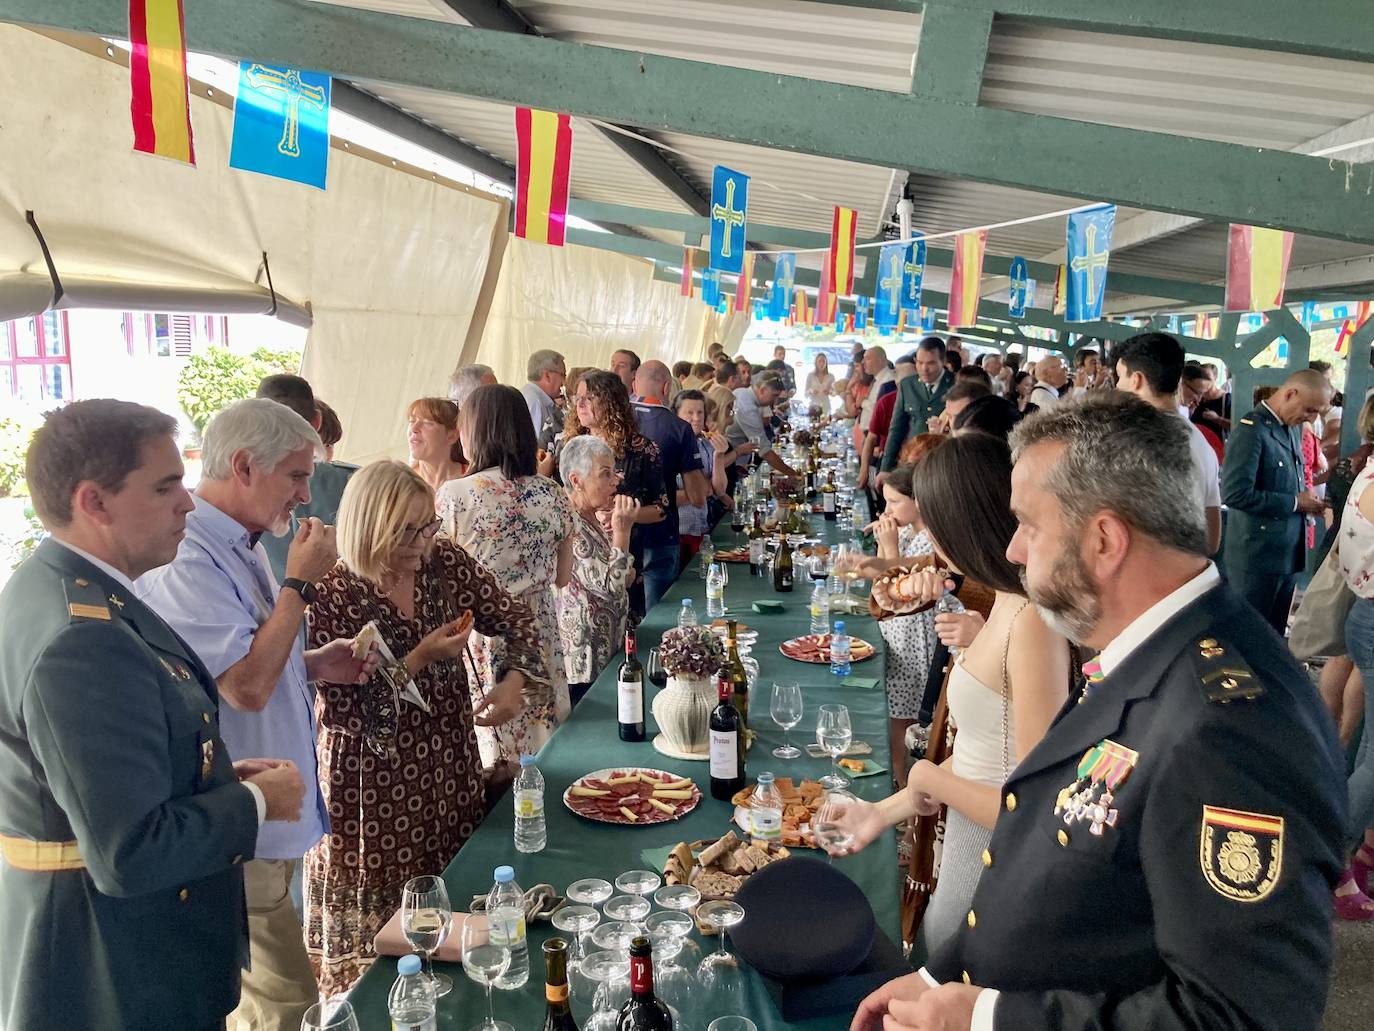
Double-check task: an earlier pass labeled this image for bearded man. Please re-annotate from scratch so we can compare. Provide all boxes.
[853,393,1346,1031]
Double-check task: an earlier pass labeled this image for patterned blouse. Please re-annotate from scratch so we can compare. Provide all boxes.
[557,509,634,685]
[1340,461,1374,599]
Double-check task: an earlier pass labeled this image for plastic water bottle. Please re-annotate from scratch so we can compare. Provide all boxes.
[488,865,529,989]
[750,771,784,841]
[830,620,852,677]
[513,754,546,854]
[699,535,715,578]
[706,563,727,620]
[388,954,437,1031]
[810,581,831,635]
[678,598,699,629]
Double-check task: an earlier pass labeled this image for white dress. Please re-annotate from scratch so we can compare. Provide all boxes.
[878,526,938,720]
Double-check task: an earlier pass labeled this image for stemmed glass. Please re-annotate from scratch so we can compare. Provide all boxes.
[731,507,746,546]
[813,788,859,863]
[301,999,359,1031]
[831,544,861,613]
[603,894,651,932]
[552,904,601,972]
[567,877,614,913]
[461,917,514,1031]
[579,951,631,1031]
[646,647,667,689]
[770,680,803,759]
[591,921,640,952]
[816,703,853,789]
[614,869,662,899]
[648,932,696,1024]
[401,874,453,997]
[696,900,746,995]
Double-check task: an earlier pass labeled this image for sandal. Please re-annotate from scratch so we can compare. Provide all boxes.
[1333,869,1374,921]
[1352,845,1374,895]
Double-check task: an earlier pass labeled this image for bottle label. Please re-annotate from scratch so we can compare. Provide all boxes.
[751,807,782,839]
[488,908,526,946]
[546,983,569,1003]
[618,678,643,724]
[823,493,836,513]
[515,789,544,818]
[392,1019,436,1031]
[629,954,653,995]
[709,731,739,779]
[749,540,765,564]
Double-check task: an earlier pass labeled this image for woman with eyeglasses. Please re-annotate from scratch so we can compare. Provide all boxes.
[438,384,575,767]
[304,459,546,996]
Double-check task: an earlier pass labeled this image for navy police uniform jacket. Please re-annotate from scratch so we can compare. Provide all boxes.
[0,539,259,1030]
[1220,404,1305,576]
[925,577,1346,1030]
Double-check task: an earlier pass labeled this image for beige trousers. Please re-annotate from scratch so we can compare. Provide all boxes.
[227,858,319,1031]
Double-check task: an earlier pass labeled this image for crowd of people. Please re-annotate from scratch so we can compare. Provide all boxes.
[0,328,1367,1031]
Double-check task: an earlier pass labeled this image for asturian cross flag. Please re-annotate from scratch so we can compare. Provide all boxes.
[900,239,926,314]
[769,253,797,320]
[1065,205,1117,322]
[709,166,750,275]
[701,269,721,308]
[229,62,332,189]
[874,242,905,329]
[854,295,870,330]
[1007,256,1030,319]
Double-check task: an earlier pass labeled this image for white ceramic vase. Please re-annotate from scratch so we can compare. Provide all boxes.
[651,674,715,759]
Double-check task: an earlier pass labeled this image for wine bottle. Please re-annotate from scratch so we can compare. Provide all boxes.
[726,619,749,729]
[748,511,766,576]
[805,452,818,498]
[774,536,794,593]
[821,470,838,521]
[617,629,645,742]
[542,938,580,1031]
[616,937,673,1031]
[709,674,745,801]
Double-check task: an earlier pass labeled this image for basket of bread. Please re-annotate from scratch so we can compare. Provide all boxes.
[662,830,791,919]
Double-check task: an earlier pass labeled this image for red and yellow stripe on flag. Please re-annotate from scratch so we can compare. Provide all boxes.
[680,247,695,297]
[515,108,573,246]
[794,288,811,326]
[1052,263,1068,316]
[828,206,857,295]
[815,251,834,326]
[947,230,988,329]
[1225,225,1294,312]
[129,0,195,164]
[733,253,754,313]
[1336,301,1372,354]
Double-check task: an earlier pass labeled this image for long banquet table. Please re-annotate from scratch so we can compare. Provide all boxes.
[348,508,900,1029]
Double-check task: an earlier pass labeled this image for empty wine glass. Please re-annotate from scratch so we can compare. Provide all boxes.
[552,904,601,971]
[652,883,701,913]
[771,680,803,759]
[301,998,359,1031]
[647,908,701,969]
[591,920,640,952]
[461,916,514,1031]
[650,932,696,1024]
[816,703,853,790]
[813,788,860,863]
[696,900,746,997]
[614,869,662,897]
[567,877,614,912]
[646,647,667,689]
[708,1018,758,1031]
[401,874,453,997]
[580,950,631,1031]
[603,894,651,931]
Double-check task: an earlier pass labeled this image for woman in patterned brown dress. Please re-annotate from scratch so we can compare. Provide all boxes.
[304,460,547,996]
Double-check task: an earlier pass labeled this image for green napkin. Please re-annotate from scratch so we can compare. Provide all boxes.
[842,675,881,690]
[752,600,786,614]
[639,844,677,873]
[845,760,889,779]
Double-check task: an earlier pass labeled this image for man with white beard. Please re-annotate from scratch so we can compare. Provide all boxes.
[139,398,375,1031]
[854,394,1346,1031]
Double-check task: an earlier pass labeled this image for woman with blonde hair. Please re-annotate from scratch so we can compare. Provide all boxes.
[304,460,546,996]
[406,397,464,490]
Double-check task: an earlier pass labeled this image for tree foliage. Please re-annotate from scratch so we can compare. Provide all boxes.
[176,346,301,436]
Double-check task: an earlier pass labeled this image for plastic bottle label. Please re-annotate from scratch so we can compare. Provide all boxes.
[488,909,526,946]
[392,1018,436,1031]
[515,789,544,818]
[751,807,782,839]
[618,678,643,724]
[709,731,739,779]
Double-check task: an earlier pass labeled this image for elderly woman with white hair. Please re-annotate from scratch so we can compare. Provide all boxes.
[555,434,640,706]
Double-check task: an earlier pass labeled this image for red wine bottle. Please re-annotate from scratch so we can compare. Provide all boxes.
[618,629,645,742]
[709,674,745,801]
[542,938,580,1031]
[615,936,673,1031]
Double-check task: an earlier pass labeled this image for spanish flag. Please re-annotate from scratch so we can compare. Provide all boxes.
[129,0,195,164]
[1336,301,1372,354]
[1224,225,1294,312]
[733,253,754,313]
[794,288,811,326]
[1052,263,1068,316]
[947,230,987,329]
[828,206,857,295]
[815,251,835,326]
[680,247,695,297]
[1196,313,1215,340]
[515,108,572,246]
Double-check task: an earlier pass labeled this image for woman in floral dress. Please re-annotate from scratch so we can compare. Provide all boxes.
[438,385,575,767]
[306,460,546,996]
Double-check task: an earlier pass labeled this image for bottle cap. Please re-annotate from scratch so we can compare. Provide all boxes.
[519,754,537,767]
[494,865,515,883]
[711,562,721,572]
[681,599,693,607]
[758,771,774,784]
[398,954,422,975]
[835,621,846,632]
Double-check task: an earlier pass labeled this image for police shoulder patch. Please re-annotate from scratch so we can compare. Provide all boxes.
[1191,634,1265,704]
[1200,805,1284,902]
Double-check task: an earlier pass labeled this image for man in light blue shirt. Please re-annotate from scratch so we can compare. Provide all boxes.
[138,398,375,1031]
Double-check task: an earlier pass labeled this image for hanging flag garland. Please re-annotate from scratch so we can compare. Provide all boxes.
[873,242,904,329]
[733,253,755,313]
[828,206,857,295]
[229,63,332,189]
[854,295,869,330]
[701,269,721,308]
[815,252,835,327]
[129,0,195,164]
[1224,225,1294,313]
[948,230,988,329]
[794,288,811,326]
[709,165,750,275]
[1336,302,1372,354]
[1065,205,1116,322]
[900,239,926,315]
[769,254,796,320]
[514,107,573,246]
[680,247,695,297]
[1007,257,1029,319]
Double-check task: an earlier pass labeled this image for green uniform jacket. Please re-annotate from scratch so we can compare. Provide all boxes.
[1220,405,1305,576]
[261,458,358,581]
[880,369,956,471]
[0,539,258,1030]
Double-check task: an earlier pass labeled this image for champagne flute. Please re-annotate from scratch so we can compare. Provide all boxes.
[401,875,453,997]
[301,999,360,1031]
[462,916,515,1031]
[816,703,853,790]
[770,680,803,759]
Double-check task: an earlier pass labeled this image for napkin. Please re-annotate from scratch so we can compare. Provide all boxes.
[844,760,889,779]
[640,844,677,874]
[752,600,786,614]
[373,909,485,962]
[841,675,880,690]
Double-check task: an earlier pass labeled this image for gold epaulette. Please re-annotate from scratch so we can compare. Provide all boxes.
[1191,634,1265,704]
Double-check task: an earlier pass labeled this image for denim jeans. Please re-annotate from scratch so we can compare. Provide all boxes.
[1344,598,1374,846]
[642,543,682,613]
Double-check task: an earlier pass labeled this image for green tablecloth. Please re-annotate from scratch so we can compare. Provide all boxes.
[347,511,899,1029]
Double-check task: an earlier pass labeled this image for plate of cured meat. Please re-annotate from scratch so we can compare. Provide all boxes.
[779,633,876,664]
[563,768,702,825]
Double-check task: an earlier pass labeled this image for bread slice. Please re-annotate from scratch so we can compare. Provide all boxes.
[698,831,739,868]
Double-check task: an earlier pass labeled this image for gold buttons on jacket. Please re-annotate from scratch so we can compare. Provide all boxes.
[962,970,972,985]
[178,888,189,902]
[1058,830,1070,847]
[981,849,993,868]
[1004,792,1018,812]
[966,910,977,929]
[201,712,210,725]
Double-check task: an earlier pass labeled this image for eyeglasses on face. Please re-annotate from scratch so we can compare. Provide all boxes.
[397,518,442,547]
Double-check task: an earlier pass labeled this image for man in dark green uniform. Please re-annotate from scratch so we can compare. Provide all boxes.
[0,400,305,1031]
[879,336,956,477]
[256,374,358,582]
[1220,368,1331,633]
[853,395,1345,1031]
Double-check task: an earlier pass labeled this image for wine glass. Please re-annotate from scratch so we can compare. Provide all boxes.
[603,894,651,931]
[770,680,803,759]
[646,646,667,689]
[649,932,696,1025]
[816,703,853,789]
[731,507,746,545]
[552,904,601,972]
[567,877,614,912]
[808,550,831,582]
[615,868,662,897]
[591,920,640,952]
[301,999,359,1031]
[579,950,631,1031]
[813,788,860,863]
[696,900,746,996]
[708,1019,758,1031]
[461,917,514,1031]
[401,874,453,997]
[647,908,701,969]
